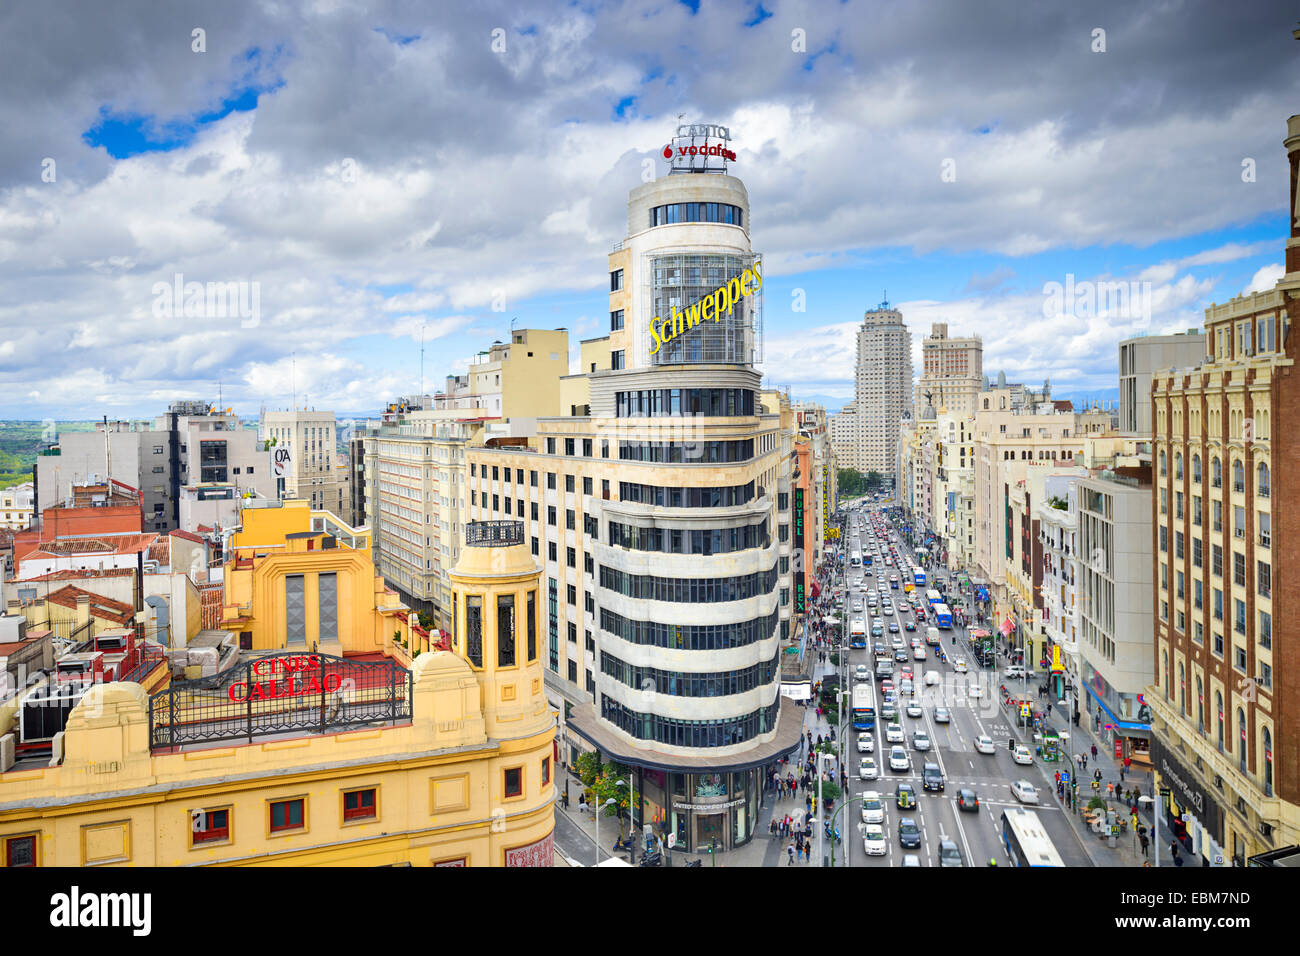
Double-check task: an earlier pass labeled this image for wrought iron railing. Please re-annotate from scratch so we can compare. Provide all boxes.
[118,645,168,685]
[465,520,523,547]
[147,652,411,751]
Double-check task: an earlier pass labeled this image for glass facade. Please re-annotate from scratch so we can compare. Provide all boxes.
[618,439,754,463]
[618,481,756,508]
[601,696,778,747]
[599,607,779,650]
[599,563,778,602]
[649,202,743,228]
[599,650,780,696]
[649,253,757,365]
[607,519,769,554]
[615,388,755,418]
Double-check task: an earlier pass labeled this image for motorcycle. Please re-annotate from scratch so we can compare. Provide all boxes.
[612,835,635,852]
[823,822,842,845]
[684,859,703,868]
[639,851,663,867]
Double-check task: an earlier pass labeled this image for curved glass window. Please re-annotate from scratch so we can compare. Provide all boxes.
[599,563,778,602]
[600,607,779,650]
[616,388,755,418]
[601,697,778,748]
[649,202,743,228]
[608,519,769,554]
[619,439,754,463]
[600,650,780,697]
[618,481,755,508]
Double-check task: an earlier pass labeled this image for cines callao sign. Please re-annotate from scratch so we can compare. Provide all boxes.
[649,260,763,356]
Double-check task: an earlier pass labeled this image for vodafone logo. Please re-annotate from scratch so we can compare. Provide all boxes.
[663,142,737,162]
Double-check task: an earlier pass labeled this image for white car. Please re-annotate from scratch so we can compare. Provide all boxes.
[953,659,968,673]
[967,683,982,698]
[974,734,996,754]
[860,791,885,824]
[1013,745,1034,765]
[901,853,922,868]
[900,680,915,697]
[854,664,871,683]
[933,706,951,723]
[881,606,894,616]
[905,701,923,718]
[889,746,911,772]
[891,636,905,650]
[857,732,875,753]
[1005,665,1028,680]
[1011,780,1039,804]
[859,757,880,780]
[924,671,941,686]
[912,646,926,661]
[862,823,888,856]
[912,731,931,752]
[885,723,906,744]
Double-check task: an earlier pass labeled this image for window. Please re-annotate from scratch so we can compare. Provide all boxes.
[548,541,557,562]
[285,575,306,646]
[466,595,483,667]
[504,767,523,798]
[546,438,556,455]
[343,788,377,822]
[547,473,556,490]
[269,798,305,833]
[610,269,624,292]
[610,309,625,331]
[1234,552,1246,587]
[566,584,576,606]
[611,350,625,370]
[527,591,537,661]
[530,501,539,521]
[547,506,556,526]
[1234,599,1246,635]
[1258,561,1271,598]
[1257,462,1270,498]
[1159,450,1167,477]
[498,594,516,667]
[1193,537,1202,568]
[1259,511,1271,548]
[1260,610,1272,649]
[567,546,576,568]
[566,509,575,530]
[1192,455,1201,483]
[1174,453,1183,479]
[1212,457,1222,489]
[4,833,38,866]
[530,470,538,487]
[1234,506,1245,539]
[565,439,575,457]
[1232,459,1244,493]
[583,476,593,495]
[565,474,575,492]
[542,756,551,786]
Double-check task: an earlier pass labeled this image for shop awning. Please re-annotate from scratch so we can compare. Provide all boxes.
[1082,684,1151,734]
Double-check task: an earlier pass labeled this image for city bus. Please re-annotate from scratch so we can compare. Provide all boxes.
[849,618,867,649]
[1000,808,1064,867]
[865,552,873,567]
[913,568,926,588]
[850,550,861,568]
[925,589,943,608]
[852,684,876,730]
[933,604,953,629]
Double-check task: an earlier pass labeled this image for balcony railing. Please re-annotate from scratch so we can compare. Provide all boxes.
[466,520,524,547]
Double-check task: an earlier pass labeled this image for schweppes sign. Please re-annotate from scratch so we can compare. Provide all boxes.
[649,260,762,355]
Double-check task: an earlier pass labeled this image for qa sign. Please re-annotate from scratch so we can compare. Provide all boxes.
[273,445,293,478]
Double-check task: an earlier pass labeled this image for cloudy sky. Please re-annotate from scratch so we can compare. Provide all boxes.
[1,0,1297,420]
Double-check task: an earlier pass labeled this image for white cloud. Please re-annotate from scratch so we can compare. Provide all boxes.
[1243,263,1284,295]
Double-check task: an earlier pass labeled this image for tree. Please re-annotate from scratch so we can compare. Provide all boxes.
[866,471,882,492]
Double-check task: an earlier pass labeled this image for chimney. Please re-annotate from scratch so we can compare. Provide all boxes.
[76,593,91,627]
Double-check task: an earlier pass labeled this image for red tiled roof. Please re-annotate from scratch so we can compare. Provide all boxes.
[170,529,205,544]
[28,533,158,559]
[197,525,214,534]
[45,584,135,626]
[13,568,137,583]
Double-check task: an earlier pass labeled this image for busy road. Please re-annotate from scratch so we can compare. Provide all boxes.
[828,499,1094,867]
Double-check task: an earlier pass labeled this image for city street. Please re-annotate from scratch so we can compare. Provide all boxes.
[825,498,1099,867]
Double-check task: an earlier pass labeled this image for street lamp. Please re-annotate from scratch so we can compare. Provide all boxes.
[614,778,635,862]
[1058,688,1077,811]
[1138,794,1159,867]
[817,750,836,867]
[594,797,616,867]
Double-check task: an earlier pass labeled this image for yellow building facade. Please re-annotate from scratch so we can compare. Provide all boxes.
[0,518,556,867]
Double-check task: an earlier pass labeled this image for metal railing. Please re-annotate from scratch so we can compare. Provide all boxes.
[465,520,523,547]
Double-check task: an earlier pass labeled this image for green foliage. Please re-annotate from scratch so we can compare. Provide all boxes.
[1048,495,1068,511]
[818,782,842,803]
[1087,796,1107,811]
[416,610,436,629]
[837,468,884,498]
[572,754,637,828]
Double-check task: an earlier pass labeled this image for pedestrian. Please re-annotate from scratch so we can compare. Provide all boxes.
[1055,770,1061,785]
[1091,743,1098,760]
[1047,703,1052,718]
[770,818,778,838]
[787,842,795,865]
[1140,832,1149,856]
[1082,755,1088,771]
[1120,765,1126,783]
[1094,768,1102,783]
[1106,782,1114,798]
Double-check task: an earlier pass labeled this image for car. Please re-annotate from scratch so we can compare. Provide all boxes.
[881,678,895,693]
[873,642,886,656]
[906,701,923,718]
[932,706,951,724]
[912,646,926,660]
[867,590,877,601]
[901,853,922,868]
[899,664,913,677]
[876,661,895,680]
[856,732,875,754]
[897,816,921,848]
[862,823,888,856]
[904,621,917,632]
[860,790,885,824]
[852,599,863,612]
[900,679,915,697]
[1005,665,1028,680]
[880,702,897,721]
[891,635,905,649]
[924,670,941,686]
[854,664,871,683]
[896,783,917,809]
[885,722,905,743]
[922,762,944,791]
[953,659,968,673]
[1011,780,1039,804]
[1013,745,1034,765]
[912,731,931,751]
[882,691,896,706]
[893,649,908,662]
[938,839,964,867]
[889,746,911,772]
[859,757,880,780]
[957,788,979,812]
[974,734,996,754]
[967,683,982,698]
[889,622,900,634]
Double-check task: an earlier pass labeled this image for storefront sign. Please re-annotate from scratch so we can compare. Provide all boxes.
[649,260,763,355]
[794,487,806,614]
[672,797,745,811]
[1150,736,1221,841]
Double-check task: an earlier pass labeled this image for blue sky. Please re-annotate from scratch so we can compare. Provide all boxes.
[0,1,1296,420]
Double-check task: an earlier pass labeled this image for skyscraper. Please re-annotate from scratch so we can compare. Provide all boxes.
[915,322,982,417]
[846,302,912,486]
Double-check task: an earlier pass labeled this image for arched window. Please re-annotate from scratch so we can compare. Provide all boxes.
[1264,728,1274,796]
[1160,450,1167,477]
[1212,457,1222,489]
[1233,459,1245,493]
[1175,453,1183,480]
[1238,708,1247,772]
[1192,454,1202,483]
[1217,692,1224,752]
[1197,677,1204,733]
[1179,663,1186,715]
[983,398,989,410]
[1257,462,1270,498]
